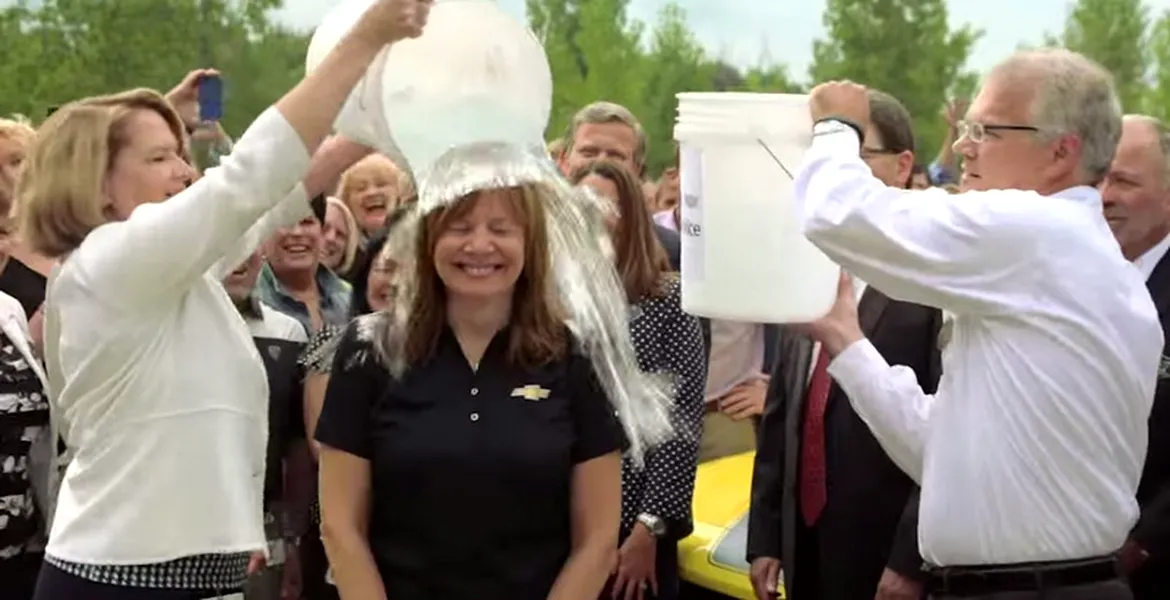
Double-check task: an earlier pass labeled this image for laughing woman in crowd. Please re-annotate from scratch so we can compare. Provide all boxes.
[571,160,706,600]
[337,153,407,238]
[320,196,362,279]
[16,2,432,598]
[315,184,624,599]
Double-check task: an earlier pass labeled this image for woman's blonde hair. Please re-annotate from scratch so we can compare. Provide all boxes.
[325,196,361,274]
[337,154,404,226]
[0,116,35,148]
[17,88,186,258]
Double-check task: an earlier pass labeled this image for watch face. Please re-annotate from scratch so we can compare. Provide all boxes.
[639,514,665,535]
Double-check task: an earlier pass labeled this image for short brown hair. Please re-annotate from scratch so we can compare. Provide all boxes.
[404,185,567,368]
[868,89,915,155]
[18,88,186,258]
[569,160,671,302]
[563,102,648,169]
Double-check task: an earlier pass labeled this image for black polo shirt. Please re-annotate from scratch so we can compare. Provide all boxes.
[315,321,623,600]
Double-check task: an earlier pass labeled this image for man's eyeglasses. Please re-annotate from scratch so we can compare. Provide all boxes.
[861,147,900,159]
[956,120,1040,143]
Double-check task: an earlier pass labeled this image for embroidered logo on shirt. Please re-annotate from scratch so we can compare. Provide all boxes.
[511,385,551,401]
[1159,355,1170,380]
[267,345,282,361]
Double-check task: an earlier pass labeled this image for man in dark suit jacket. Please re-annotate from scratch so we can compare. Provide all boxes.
[1101,114,1170,599]
[655,224,680,271]
[746,90,942,600]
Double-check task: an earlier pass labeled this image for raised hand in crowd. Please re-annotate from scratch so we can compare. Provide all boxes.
[165,68,219,129]
[940,96,968,128]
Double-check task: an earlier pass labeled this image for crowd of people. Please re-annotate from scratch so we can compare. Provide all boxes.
[0,1,1167,600]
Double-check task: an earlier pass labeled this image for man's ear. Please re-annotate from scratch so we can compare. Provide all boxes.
[897,151,915,188]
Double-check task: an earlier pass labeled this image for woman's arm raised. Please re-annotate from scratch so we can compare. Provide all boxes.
[70,1,431,305]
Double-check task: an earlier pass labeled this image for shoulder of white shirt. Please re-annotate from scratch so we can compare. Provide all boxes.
[253,303,309,343]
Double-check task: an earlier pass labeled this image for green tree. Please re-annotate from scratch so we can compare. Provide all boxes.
[0,0,303,136]
[639,2,712,173]
[809,0,981,154]
[1146,11,1170,121]
[527,0,645,142]
[740,65,801,93]
[1056,0,1150,112]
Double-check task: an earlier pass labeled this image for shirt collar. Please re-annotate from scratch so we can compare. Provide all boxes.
[1052,185,1102,206]
[260,263,348,307]
[1135,234,1170,281]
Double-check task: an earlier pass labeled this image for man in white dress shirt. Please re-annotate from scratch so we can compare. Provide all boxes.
[1100,115,1170,599]
[792,49,1160,599]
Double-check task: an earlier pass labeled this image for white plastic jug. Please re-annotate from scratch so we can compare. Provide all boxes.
[674,92,839,323]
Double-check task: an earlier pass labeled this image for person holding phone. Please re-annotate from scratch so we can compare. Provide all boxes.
[19,2,435,599]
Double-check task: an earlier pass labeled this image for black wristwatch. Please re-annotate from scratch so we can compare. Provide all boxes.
[813,116,865,141]
[636,513,667,538]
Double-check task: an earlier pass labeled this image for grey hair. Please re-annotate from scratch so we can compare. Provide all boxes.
[1122,114,1170,186]
[991,48,1122,186]
[563,101,648,169]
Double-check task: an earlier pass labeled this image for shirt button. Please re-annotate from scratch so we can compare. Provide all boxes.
[470,412,480,422]
[471,387,479,396]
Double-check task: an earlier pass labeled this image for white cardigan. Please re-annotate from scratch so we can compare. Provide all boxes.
[43,108,313,564]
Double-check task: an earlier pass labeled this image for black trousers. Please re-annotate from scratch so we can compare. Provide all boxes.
[32,561,226,600]
[299,530,339,600]
[930,578,1132,600]
[0,552,44,600]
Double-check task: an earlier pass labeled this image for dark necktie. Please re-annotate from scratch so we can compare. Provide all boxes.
[799,345,832,526]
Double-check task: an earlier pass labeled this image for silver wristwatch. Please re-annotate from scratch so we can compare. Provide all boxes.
[636,513,667,537]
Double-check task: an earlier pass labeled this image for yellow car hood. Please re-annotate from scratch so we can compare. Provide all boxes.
[678,451,782,599]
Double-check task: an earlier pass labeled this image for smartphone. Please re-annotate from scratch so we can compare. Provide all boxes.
[197,74,224,122]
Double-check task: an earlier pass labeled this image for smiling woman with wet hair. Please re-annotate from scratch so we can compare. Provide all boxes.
[315,183,625,600]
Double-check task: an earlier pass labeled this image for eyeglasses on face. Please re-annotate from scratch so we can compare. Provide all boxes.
[955,120,1040,143]
[861,147,900,158]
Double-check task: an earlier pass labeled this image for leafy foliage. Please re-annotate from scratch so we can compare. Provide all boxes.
[0,0,984,175]
[808,0,981,156]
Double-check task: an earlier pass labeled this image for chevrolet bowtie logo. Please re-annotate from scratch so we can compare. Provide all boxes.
[511,385,550,401]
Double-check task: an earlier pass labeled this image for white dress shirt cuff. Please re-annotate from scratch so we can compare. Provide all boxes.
[826,337,886,386]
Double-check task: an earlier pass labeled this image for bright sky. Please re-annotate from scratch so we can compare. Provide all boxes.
[273,0,1170,79]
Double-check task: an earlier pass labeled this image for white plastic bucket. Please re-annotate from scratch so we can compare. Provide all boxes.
[304,0,400,158]
[674,93,838,323]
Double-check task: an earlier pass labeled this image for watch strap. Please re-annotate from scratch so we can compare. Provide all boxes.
[813,116,865,142]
